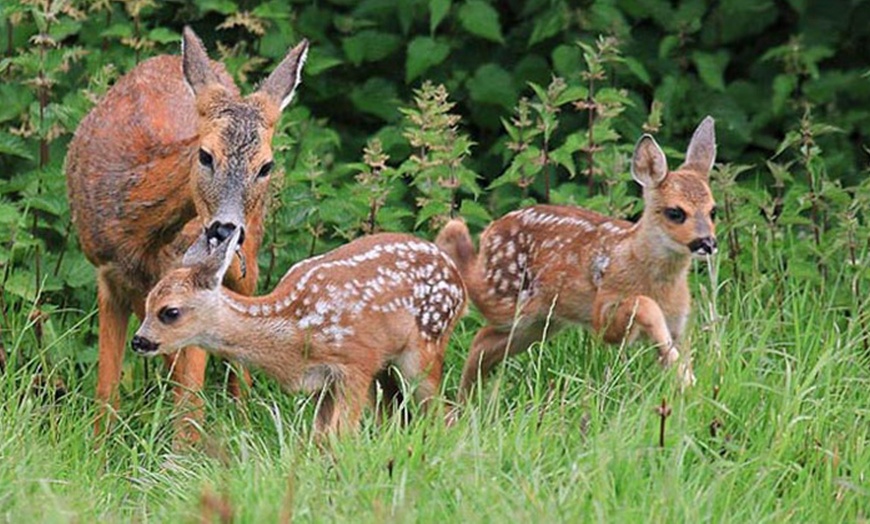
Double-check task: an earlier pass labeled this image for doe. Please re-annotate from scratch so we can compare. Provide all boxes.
[132,228,467,436]
[65,27,308,441]
[436,117,718,400]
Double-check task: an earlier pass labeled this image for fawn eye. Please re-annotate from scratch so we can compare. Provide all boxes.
[710,206,718,221]
[198,149,214,169]
[257,161,274,179]
[158,306,181,325]
[663,207,687,224]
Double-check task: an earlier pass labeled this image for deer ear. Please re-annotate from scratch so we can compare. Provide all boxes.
[184,227,240,290]
[181,26,220,96]
[631,134,668,188]
[682,115,716,175]
[256,39,309,112]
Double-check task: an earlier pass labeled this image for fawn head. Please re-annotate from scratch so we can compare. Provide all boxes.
[132,226,241,356]
[632,116,718,259]
[181,27,308,248]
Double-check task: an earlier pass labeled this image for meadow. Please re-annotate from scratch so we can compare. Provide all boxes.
[2,0,870,522]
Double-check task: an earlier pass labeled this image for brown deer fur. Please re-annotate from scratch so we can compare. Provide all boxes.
[65,27,308,442]
[132,230,467,436]
[437,117,717,400]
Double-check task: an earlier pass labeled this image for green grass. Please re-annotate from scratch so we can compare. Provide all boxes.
[2,260,870,522]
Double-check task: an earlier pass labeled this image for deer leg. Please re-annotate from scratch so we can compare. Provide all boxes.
[225,364,252,399]
[397,335,446,415]
[314,372,370,438]
[458,321,546,403]
[163,346,208,446]
[594,294,695,386]
[94,273,131,439]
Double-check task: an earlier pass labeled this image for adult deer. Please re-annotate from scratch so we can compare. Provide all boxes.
[132,228,467,436]
[437,117,717,401]
[65,27,308,442]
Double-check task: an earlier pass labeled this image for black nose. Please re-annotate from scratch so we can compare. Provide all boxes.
[688,236,717,255]
[206,221,245,246]
[131,335,159,354]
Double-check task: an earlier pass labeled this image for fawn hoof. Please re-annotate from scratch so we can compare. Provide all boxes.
[659,344,680,367]
[677,359,696,389]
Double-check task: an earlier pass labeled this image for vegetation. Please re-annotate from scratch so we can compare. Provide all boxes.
[1,0,869,521]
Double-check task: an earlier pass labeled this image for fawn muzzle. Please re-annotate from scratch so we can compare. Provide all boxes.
[131,335,160,355]
[688,236,717,256]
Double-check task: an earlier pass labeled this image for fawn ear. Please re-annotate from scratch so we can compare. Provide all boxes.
[255,39,309,112]
[185,227,241,290]
[181,26,220,96]
[631,134,668,188]
[682,115,716,175]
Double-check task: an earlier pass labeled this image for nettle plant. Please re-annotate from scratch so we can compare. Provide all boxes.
[492,36,637,219]
[399,81,481,232]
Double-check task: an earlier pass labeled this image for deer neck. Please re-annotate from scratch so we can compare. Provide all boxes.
[210,289,304,384]
[621,219,691,283]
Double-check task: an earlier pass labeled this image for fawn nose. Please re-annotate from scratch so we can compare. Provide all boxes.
[688,236,717,255]
[206,221,245,246]
[131,335,160,354]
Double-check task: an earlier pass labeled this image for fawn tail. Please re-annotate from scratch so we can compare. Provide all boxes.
[435,219,475,272]
[436,219,485,304]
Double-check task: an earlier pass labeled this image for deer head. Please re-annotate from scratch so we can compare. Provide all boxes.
[181,27,308,248]
[132,226,241,355]
[632,116,718,259]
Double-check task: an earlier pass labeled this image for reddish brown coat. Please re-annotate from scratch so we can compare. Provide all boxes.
[65,27,308,443]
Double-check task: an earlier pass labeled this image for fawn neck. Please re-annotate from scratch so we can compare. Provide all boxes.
[207,288,304,383]
[620,212,692,282]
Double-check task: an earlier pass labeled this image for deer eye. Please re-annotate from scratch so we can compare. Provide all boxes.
[257,161,274,179]
[663,207,687,224]
[199,149,214,169]
[158,306,181,325]
[710,206,718,221]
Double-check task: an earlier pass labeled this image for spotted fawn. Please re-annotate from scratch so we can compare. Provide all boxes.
[437,117,717,400]
[132,228,467,436]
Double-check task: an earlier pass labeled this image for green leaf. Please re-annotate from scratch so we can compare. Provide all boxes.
[458,0,504,43]
[148,27,179,45]
[554,85,588,106]
[342,31,402,66]
[198,0,238,15]
[0,132,33,161]
[529,4,565,46]
[552,44,581,78]
[304,50,343,76]
[466,63,516,109]
[623,56,651,85]
[406,37,451,83]
[458,199,492,225]
[350,78,401,122]
[772,74,796,115]
[692,50,730,92]
[415,200,451,229]
[430,0,451,34]
[0,201,19,225]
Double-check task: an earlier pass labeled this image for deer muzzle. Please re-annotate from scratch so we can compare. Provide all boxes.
[688,236,718,256]
[131,335,160,355]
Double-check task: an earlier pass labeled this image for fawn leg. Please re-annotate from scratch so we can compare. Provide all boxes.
[594,294,695,386]
[458,320,546,403]
[398,335,446,414]
[94,272,131,439]
[314,372,370,437]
